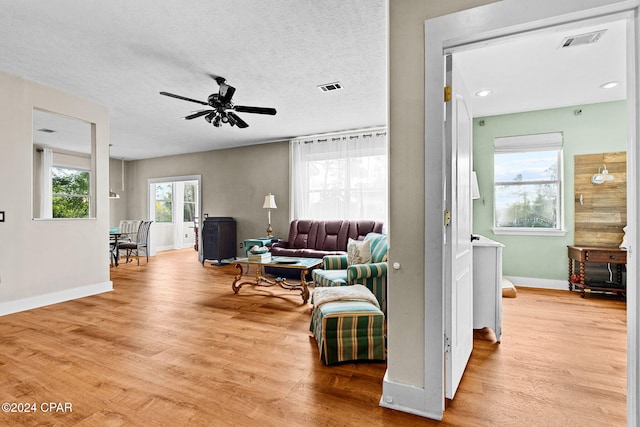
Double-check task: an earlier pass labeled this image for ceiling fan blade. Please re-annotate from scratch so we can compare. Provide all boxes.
[208,73,227,86]
[160,91,208,106]
[183,110,214,120]
[219,83,236,105]
[233,105,277,115]
[227,111,249,128]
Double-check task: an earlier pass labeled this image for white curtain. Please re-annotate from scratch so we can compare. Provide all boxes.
[40,147,53,218]
[290,129,387,223]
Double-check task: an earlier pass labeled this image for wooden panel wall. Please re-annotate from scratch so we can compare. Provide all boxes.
[574,152,626,247]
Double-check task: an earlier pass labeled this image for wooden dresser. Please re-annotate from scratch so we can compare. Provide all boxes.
[567,245,626,298]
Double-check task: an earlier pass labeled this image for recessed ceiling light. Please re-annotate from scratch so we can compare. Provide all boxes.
[475,89,493,97]
[600,81,620,89]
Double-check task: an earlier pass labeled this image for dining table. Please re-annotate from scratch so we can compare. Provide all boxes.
[109,229,134,267]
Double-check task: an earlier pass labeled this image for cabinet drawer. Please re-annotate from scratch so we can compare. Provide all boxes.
[585,250,626,263]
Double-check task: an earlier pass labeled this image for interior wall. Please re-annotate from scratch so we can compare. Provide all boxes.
[387,0,500,413]
[0,70,111,315]
[125,141,289,258]
[473,100,627,283]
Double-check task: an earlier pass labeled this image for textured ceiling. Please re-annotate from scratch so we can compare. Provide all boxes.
[1,2,628,161]
[1,0,387,160]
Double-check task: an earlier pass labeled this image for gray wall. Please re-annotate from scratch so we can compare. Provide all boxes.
[121,141,290,257]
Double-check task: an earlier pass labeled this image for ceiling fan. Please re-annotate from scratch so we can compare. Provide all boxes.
[160,75,277,128]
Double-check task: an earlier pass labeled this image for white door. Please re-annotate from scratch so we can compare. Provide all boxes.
[444,54,474,400]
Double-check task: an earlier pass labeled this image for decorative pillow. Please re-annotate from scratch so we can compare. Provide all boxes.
[347,238,372,265]
[370,234,388,263]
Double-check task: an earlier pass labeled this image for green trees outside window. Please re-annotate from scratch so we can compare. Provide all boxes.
[155,183,173,223]
[183,182,196,222]
[494,150,560,229]
[51,167,90,218]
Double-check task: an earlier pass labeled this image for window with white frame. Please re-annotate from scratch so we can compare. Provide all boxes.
[493,132,564,235]
[291,130,387,223]
[155,183,173,223]
[51,166,90,218]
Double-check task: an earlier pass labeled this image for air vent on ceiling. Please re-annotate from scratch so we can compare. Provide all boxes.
[37,128,56,133]
[318,82,343,92]
[558,29,606,48]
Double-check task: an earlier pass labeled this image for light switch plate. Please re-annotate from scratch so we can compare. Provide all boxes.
[0,211,4,222]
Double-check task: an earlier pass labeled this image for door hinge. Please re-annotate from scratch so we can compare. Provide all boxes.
[444,85,452,102]
[444,210,451,226]
[444,335,451,353]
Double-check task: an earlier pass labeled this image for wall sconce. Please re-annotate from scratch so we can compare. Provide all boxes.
[591,164,615,185]
[262,193,277,238]
[472,171,481,200]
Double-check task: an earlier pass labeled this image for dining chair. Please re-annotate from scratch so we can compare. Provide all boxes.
[119,220,153,265]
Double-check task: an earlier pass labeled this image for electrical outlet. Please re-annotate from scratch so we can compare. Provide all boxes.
[239,242,244,248]
[185,234,188,238]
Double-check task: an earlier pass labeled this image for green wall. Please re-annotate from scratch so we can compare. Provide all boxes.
[473,100,627,282]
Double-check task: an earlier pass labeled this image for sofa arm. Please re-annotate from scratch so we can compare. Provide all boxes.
[347,262,388,282]
[270,240,290,249]
[322,255,348,270]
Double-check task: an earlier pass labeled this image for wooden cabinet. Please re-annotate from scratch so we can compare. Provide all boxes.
[472,235,504,343]
[202,217,237,265]
[567,245,626,297]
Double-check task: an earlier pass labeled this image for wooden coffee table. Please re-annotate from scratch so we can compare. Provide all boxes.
[231,256,322,303]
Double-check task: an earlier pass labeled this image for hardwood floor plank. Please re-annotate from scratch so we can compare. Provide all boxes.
[0,249,626,426]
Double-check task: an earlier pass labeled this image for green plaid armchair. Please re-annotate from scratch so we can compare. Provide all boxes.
[312,233,388,311]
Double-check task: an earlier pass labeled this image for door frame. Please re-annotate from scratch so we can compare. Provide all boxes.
[422,0,639,421]
[147,174,202,254]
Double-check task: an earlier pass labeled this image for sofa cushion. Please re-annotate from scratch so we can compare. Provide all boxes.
[313,269,348,288]
[347,238,372,265]
[348,220,384,241]
[315,220,349,251]
[289,220,318,249]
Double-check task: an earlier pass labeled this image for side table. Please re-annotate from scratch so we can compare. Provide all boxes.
[243,237,277,256]
[567,245,627,298]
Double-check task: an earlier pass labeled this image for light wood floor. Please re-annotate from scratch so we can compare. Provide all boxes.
[0,249,626,426]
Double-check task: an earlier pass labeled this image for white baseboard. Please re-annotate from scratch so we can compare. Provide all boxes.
[504,275,568,291]
[0,281,113,317]
[380,371,443,421]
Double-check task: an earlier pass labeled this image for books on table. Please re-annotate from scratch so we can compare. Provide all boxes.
[248,252,272,263]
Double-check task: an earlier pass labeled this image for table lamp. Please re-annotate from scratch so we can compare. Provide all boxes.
[262,193,277,238]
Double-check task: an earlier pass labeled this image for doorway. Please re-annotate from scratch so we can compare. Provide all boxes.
[148,175,201,254]
[418,0,638,422]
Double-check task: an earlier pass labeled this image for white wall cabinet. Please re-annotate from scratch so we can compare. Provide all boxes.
[472,235,504,342]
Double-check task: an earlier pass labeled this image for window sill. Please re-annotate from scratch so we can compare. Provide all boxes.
[492,228,566,237]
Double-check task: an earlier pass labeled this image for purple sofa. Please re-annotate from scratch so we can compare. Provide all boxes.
[270,219,384,258]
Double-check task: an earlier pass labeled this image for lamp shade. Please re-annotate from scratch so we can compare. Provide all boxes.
[263,193,277,209]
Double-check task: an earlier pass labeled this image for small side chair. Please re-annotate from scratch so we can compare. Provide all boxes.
[119,220,153,265]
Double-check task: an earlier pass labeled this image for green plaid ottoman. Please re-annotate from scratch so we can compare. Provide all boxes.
[310,300,386,365]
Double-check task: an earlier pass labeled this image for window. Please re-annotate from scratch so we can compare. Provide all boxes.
[291,130,387,223]
[493,132,564,235]
[183,182,196,222]
[51,166,90,218]
[155,183,173,223]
